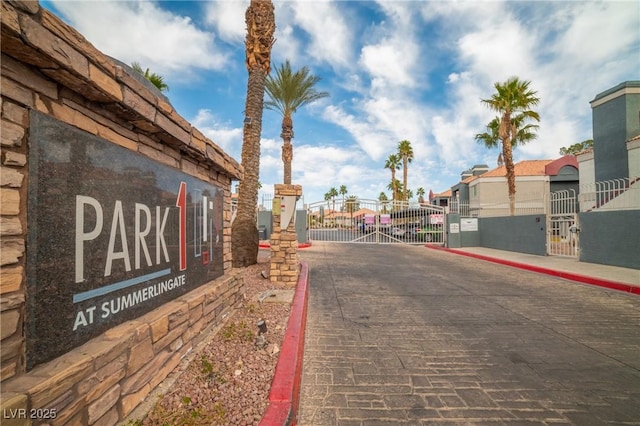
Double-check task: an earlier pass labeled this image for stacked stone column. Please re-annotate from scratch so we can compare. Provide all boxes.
[270,184,302,286]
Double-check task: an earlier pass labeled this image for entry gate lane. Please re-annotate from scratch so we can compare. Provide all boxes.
[297,242,640,425]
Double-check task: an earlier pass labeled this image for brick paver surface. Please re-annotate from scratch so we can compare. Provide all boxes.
[297,242,640,425]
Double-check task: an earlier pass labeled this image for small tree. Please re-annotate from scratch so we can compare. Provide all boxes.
[405,188,414,201]
[131,62,169,92]
[345,195,359,228]
[339,185,348,210]
[559,139,593,155]
[387,179,402,208]
[384,154,401,201]
[327,187,338,213]
[378,192,389,214]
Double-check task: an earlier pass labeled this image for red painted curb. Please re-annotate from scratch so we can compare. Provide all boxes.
[259,261,309,426]
[426,245,640,295]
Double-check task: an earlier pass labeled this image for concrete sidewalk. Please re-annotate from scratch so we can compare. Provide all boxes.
[431,246,639,293]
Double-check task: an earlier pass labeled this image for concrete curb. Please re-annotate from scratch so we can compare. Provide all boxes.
[426,245,640,295]
[259,261,309,426]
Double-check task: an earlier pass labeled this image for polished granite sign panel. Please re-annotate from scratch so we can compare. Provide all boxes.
[27,112,224,369]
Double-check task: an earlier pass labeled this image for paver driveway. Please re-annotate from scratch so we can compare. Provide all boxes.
[297,242,640,425]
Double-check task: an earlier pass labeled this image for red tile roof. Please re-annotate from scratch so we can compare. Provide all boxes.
[432,189,452,198]
[481,160,553,178]
[461,174,479,184]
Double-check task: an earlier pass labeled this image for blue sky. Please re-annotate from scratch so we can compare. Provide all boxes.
[42,0,639,205]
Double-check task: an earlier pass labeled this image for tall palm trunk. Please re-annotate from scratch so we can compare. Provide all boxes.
[502,137,516,216]
[402,158,408,202]
[390,168,397,202]
[499,113,516,216]
[281,115,293,184]
[232,0,275,267]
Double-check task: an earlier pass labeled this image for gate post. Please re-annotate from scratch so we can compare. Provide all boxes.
[270,184,303,286]
[447,213,461,248]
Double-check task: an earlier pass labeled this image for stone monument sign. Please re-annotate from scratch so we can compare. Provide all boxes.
[26,112,225,368]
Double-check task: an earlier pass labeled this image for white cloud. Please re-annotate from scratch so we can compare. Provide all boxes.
[358,2,422,92]
[204,1,248,43]
[294,145,359,172]
[261,137,281,153]
[287,0,353,68]
[272,24,301,65]
[259,143,373,201]
[49,0,228,80]
[553,2,639,67]
[322,104,396,161]
[360,41,419,90]
[191,110,242,159]
[457,20,536,85]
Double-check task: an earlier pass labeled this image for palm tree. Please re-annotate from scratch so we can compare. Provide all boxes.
[232,0,275,267]
[384,153,401,201]
[345,195,359,227]
[378,192,389,214]
[475,116,539,152]
[328,187,338,213]
[131,62,170,92]
[417,187,425,204]
[324,191,331,204]
[387,179,402,203]
[339,185,348,211]
[264,60,329,184]
[479,77,540,215]
[397,140,414,202]
[405,188,414,201]
[476,116,538,168]
[323,191,332,227]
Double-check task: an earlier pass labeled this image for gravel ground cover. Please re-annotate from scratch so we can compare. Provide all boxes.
[133,251,292,426]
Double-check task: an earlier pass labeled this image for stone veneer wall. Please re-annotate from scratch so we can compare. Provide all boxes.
[1,1,246,424]
[269,184,303,285]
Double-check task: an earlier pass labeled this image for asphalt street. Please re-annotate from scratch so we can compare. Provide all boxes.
[297,242,640,425]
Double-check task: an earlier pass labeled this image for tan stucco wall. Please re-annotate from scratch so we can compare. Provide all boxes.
[627,139,640,179]
[577,150,596,188]
[469,178,549,217]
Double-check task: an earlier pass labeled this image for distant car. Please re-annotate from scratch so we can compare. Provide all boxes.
[406,224,441,242]
[360,223,375,233]
[404,224,422,240]
[416,225,443,243]
[389,226,406,238]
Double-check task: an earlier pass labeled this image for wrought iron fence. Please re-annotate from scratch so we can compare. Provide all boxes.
[447,178,639,218]
[259,193,274,211]
[579,177,640,211]
[449,192,547,217]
